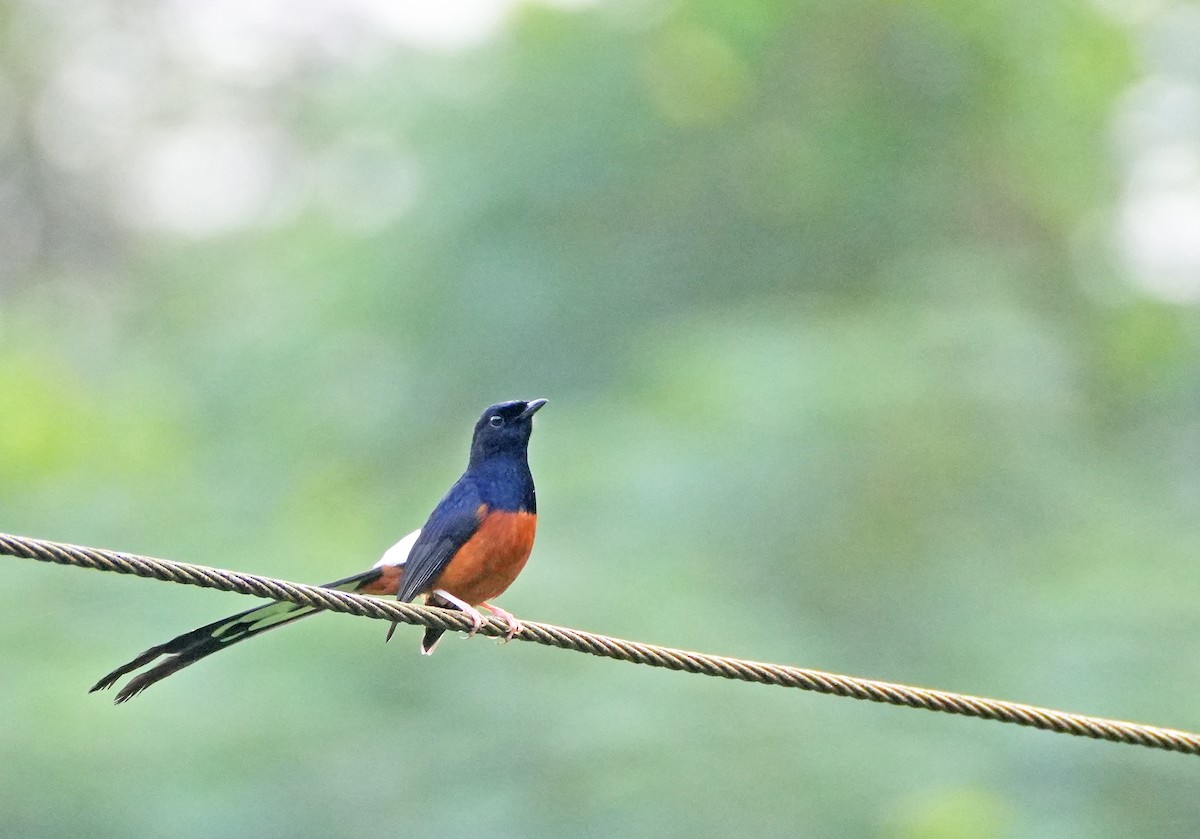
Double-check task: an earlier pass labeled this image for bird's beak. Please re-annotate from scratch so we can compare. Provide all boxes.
[519,398,548,420]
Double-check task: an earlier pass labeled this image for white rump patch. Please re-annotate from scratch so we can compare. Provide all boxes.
[373,529,420,568]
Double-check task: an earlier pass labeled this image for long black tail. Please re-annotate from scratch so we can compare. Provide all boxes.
[90,568,383,703]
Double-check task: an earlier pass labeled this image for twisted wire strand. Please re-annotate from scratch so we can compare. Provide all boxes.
[3,530,1198,756]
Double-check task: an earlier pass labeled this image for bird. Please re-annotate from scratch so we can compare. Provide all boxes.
[91,398,547,703]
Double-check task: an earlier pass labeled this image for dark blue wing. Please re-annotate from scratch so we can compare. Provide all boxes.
[395,476,485,603]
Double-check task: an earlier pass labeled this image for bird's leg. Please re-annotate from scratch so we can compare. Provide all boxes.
[430,589,486,638]
[481,601,524,642]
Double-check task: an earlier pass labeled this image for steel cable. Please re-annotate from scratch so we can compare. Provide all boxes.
[3,530,1197,756]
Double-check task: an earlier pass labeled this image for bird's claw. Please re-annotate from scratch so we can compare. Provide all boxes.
[500,618,524,642]
[482,602,524,643]
[463,609,486,638]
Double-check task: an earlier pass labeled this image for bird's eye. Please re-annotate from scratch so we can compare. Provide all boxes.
[489,416,504,428]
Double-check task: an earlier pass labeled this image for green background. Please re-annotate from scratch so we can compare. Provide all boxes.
[3,0,1200,836]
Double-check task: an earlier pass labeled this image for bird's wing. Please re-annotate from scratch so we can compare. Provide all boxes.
[395,477,486,603]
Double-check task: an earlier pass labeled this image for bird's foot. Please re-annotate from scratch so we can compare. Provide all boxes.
[431,589,486,637]
[482,602,524,642]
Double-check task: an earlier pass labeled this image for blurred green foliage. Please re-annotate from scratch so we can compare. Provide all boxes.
[3,0,1200,837]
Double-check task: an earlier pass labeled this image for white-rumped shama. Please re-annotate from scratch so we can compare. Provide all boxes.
[91,398,546,703]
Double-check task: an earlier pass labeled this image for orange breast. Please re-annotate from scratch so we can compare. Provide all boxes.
[433,507,537,605]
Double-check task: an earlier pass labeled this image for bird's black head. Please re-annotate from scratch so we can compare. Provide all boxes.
[469,398,547,463]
